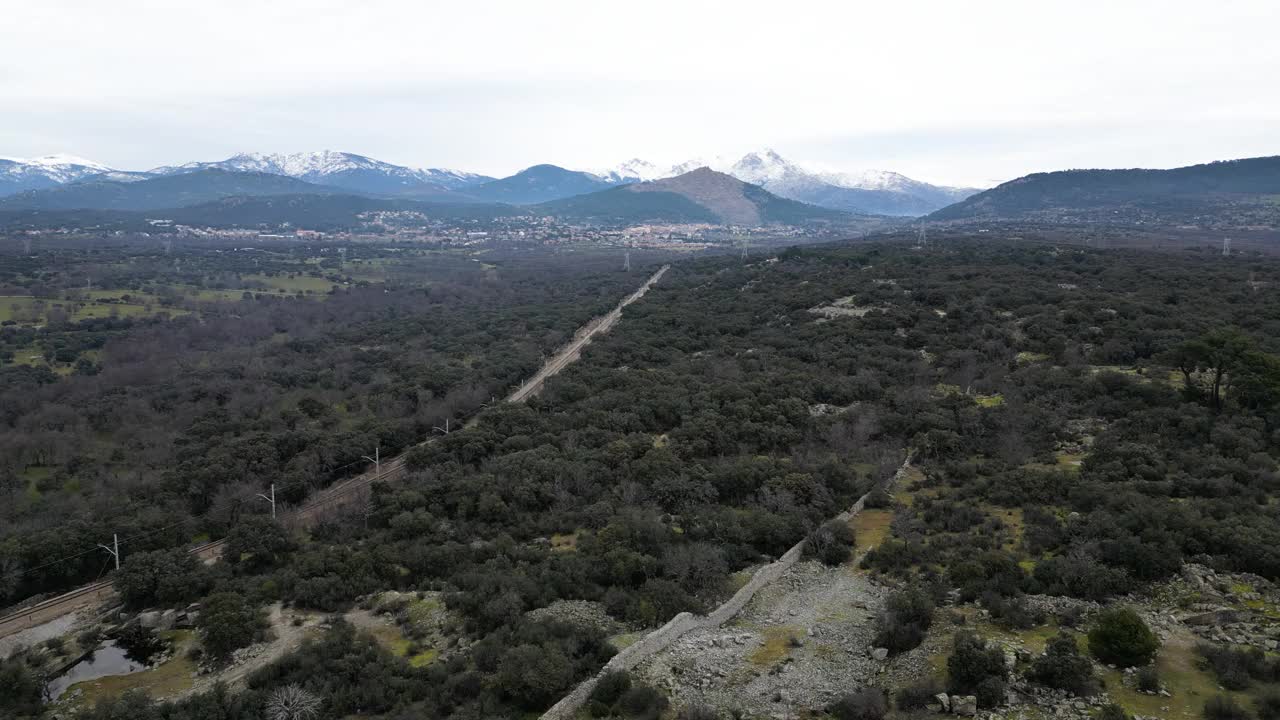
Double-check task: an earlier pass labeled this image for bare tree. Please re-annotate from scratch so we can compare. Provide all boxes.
[265,685,322,720]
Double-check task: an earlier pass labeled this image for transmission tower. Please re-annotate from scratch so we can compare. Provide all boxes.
[22,237,32,255]
[1223,238,1232,257]
[623,250,631,272]
[916,225,928,249]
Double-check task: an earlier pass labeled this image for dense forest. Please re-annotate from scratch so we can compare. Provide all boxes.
[0,239,665,603]
[5,236,1280,720]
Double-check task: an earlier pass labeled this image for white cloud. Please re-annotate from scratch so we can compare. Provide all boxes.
[2,0,1277,185]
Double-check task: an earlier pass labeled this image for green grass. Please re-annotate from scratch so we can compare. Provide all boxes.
[748,625,804,666]
[608,632,643,650]
[1101,629,1252,719]
[852,509,893,553]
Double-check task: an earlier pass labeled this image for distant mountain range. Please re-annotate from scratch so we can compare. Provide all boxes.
[0,169,348,212]
[0,154,114,195]
[150,151,491,198]
[541,168,860,226]
[929,156,1280,228]
[0,149,974,216]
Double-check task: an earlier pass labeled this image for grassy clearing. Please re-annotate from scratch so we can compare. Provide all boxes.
[1,295,188,325]
[609,632,643,650]
[852,509,893,553]
[1016,351,1051,364]
[1102,630,1250,719]
[550,531,580,552]
[748,625,804,666]
[1055,452,1086,470]
[365,622,439,668]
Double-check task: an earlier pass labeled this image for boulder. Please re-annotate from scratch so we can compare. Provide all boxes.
[871,647,889,661]
[953,695,978,716]
[1183,609,1240,626]
[934,693,952,713]
[158,609,177,630]
[137,611,162,629]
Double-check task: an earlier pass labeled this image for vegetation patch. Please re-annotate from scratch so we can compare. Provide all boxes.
[748,625,804,666]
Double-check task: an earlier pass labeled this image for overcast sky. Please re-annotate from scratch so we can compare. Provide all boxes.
[3,1,1277,186]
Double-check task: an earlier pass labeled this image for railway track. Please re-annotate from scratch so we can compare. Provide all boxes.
[0,265,669,640]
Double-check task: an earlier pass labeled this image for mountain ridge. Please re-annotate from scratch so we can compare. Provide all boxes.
[928,155,1280,227]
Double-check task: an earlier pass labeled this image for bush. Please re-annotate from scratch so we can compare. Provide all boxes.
[947,632,1007,707]
[804,519,856,566]
[864,487,893,509]
[1204,695,1252,720]
[1136,665,1160,693]
[1100,703,1131,720]
[197,591,264,660]
[975,676,1007,709]
[874,586,935,654]
[1255,691,1280,720]
[829,688,888,720]
[1088,607,1159,667]
[590,670,632,706]
[1029,632,1099,696]
[982,591,1045,630]
[896,679,942,710]
[1197,643,1280,690]
[619,685,668,720]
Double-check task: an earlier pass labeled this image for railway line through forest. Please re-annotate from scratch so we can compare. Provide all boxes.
[0,264,670,641]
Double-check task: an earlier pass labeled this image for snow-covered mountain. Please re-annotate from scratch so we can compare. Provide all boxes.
[587,150,981,216]
[593,159,667,184]
[151,151,491,198]
[0,154,116,196]
[719,149,979,216]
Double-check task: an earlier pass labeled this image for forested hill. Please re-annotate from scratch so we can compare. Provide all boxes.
[930,155,1280,227]
[0,169,352,212]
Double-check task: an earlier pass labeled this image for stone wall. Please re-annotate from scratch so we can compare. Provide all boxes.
[539,456,912,720]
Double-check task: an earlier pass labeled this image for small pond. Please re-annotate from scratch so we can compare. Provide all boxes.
[46,628,167,700]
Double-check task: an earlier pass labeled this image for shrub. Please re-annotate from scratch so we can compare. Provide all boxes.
[198,591,264,660]
[590,670,632,706]
[1100,703,1130,720]
[804,519,856,566]
[1088,607,1159,667]
[1136,665,1160,693]
[896,679,942,710]
[1197,643,1280,689]
[619,685,668,720]
[1204,695,1252,720]
[947,632,1007,708]
[1029,632,1099,695]
[1255,691,1280,720]
[829,688,888,720]
[982,591,1045,630]
[975,676,1007,709]
[863,487,893,509]
[874,586,935,654]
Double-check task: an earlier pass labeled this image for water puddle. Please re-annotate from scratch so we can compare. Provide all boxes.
[46,628,167,700]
